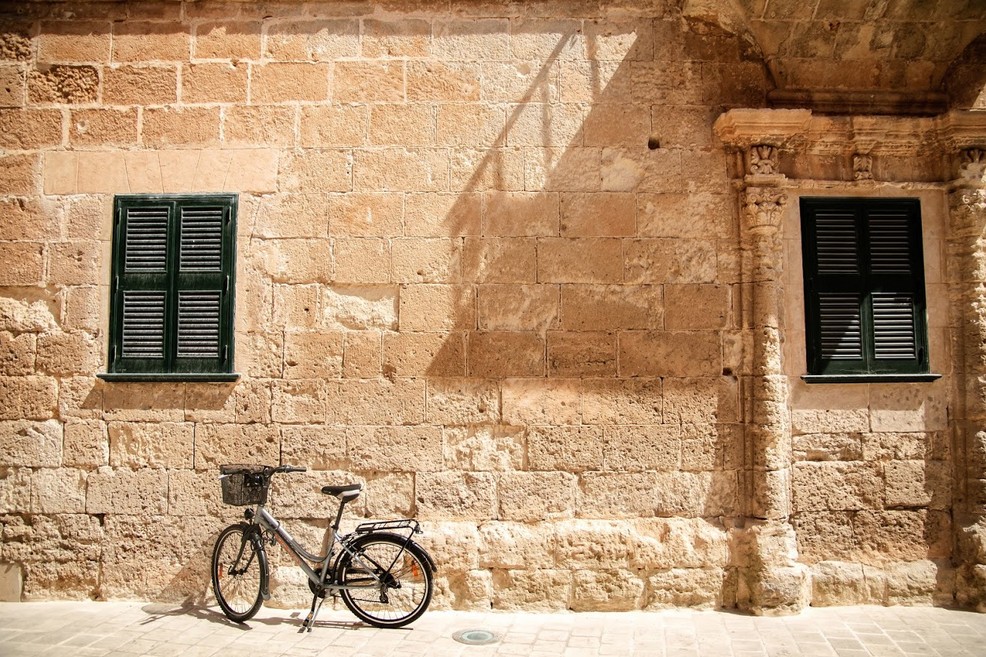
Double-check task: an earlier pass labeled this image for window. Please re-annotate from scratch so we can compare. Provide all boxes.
[102,194,238,380]
[801,197,932,379]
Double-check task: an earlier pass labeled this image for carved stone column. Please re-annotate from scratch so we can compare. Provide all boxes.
[736,146,810,615]
[949,147,986,610]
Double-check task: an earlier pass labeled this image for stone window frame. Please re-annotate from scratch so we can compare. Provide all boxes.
[98,193,240,382]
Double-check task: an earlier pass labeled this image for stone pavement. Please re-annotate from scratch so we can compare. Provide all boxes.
[1,601,986,657]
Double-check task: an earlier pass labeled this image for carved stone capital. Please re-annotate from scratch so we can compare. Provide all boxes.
[949,186,986,237]
[956,147,986,187]
[742,187,788,234]
[748,144,779,176]
[853,153,873,181]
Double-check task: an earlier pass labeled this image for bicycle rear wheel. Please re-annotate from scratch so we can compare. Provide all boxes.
[211,523,267,623]
[338,533,433,628]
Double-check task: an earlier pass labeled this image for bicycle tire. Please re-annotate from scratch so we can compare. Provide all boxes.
[211,523,268,623]
[338,532,434,628]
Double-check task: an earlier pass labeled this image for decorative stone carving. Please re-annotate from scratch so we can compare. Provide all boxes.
[748,145,778,176]
[853,153,873,181]
[742,187,787,233]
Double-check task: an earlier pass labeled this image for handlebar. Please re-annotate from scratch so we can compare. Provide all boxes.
[219,464,307,476]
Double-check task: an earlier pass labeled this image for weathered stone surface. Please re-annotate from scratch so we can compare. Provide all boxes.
[426,379,500,425]
[646,568,725,609]
[86,467,168,514]
[108,422,194,469]
[528,425,604,472]
[348,425,443,472]
[572,569,645,611]
[443,425,523,471]
[0,420,61,466]
[478,522,554,569]
[502,379,580,426]
[811,561,883,606]
[193,423,280,470]
[500,471,576,521]
[416,471,496,521]
[492,569,571,611]
[792,462,884,512]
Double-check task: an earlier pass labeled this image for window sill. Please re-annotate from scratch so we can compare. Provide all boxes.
[801,373,941,384]
[97,372,241,383]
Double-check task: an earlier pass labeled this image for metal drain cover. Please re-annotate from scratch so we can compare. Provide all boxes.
[452,629,500,645]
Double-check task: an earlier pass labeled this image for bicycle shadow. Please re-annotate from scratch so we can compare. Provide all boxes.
[138,602,375,633]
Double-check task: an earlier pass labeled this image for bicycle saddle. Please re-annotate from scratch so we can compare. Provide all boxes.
[321,483,362,501]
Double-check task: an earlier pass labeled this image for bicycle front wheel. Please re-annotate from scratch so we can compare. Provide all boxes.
[338,533,434,628]
[211,523,268,623]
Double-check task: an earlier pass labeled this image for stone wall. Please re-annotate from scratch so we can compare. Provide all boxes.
[0,0,981,612]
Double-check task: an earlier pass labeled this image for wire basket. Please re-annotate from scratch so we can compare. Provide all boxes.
[220,470,269,506]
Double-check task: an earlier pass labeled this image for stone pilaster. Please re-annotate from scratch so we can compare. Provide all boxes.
[736,147,810,615]
[948,147,986,610]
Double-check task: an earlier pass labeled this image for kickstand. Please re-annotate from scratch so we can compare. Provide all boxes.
[302,594,324,632]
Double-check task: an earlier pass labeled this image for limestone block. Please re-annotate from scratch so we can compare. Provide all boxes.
[416,471,496,520]
[579,472,659,518]
[108,422,193,469]
[478,521,554,570]
[491,569,571,611]
[528,425,604,472]
[556,520,632,569]
[861,432,936,461]
[272,284,319,330]
[425,378,500,425]
[560,284,662,331]
[354,148,449,193]
[392,238,461,285]
[656,471,739,517]
[368,104,435,147]
[48,240,101,286]
[112,21,189,61]
[281,425,346,471]
[363,471,414,518]
[103,65,177,105]
[538,238,622,284]
[581,378,662,425]
[665,377,733,424]
[272,379,328,424]
[193,423,280,470]
[854,510,937,564]
[335,61,404,103]
[603,424,681,471]
[62,420,107,468]
[745,564,810,616]
[328,378,426,426]
[398,284,474,331]
[572,569,645,611]
[0,65,24,107]
[323,286,398,331]
[547,331,617,376]
[0,563,22,601]
[502,378,580,426]
[183,381,271,425]
[181,62,247,104]
[383,331,465,377]
[62,286,104,333]
[407,60,481,102]
[0,154,37,195]
[432,19,508,60]
[264,19,359,61]
[332,238,391,284]
[0,109,62,149]
[86,467,168,514]
[342,330,382,378]
[143,106,221,147]
[885,560,941,606]
[620,331,721,377]
[625,238,718,284]
[0,196,57,241]
[278,150,351,193]
[477,285,557,333]
[884,460,944,509]
[57,376,103,420]
[665,284,729,330]
[443,425,523,472]
[27,65,98,104]
[167,469,224,517]
[421,521,480,571]
[792,462,883,512]
[329,193,402,238]
[270,470,355,519]
[810,561,882,606]
[0,332,35,376]
[194,21,261,60]
[584,102,650,149]
[30,468,86,514]
[0,377,58,421]
[0,468,31,513]
[0,243,44,286]
[432,569,492,611]
[869,383,947,432]
[225,105,295,147]
[348,425,443,472]
[283,331,344,379]
[789,382,869,435]
[450,148,525,192]
[406,192,481,238]
[467,331,545,377]
[252,62,329,102]
[102,382,185,422]
[300,105,367,148]
[500,471,576,521]
[793,433,863,461]
[792,512,856,564]
[482,61,558,104]
[646,568,725,609]
[36,331,102,376]
[462,238,537,283]
[22,561,99,601]
[631,518,730,570]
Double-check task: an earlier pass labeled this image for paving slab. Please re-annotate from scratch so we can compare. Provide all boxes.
[1,602,986,656]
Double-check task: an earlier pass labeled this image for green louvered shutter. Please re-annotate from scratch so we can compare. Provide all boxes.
[802,198,928,376]
[109,195,237,376]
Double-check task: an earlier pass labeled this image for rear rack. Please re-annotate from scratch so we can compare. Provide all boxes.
[354,518,421,535]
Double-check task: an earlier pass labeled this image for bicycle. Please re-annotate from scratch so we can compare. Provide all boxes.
[211,464,436,630]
